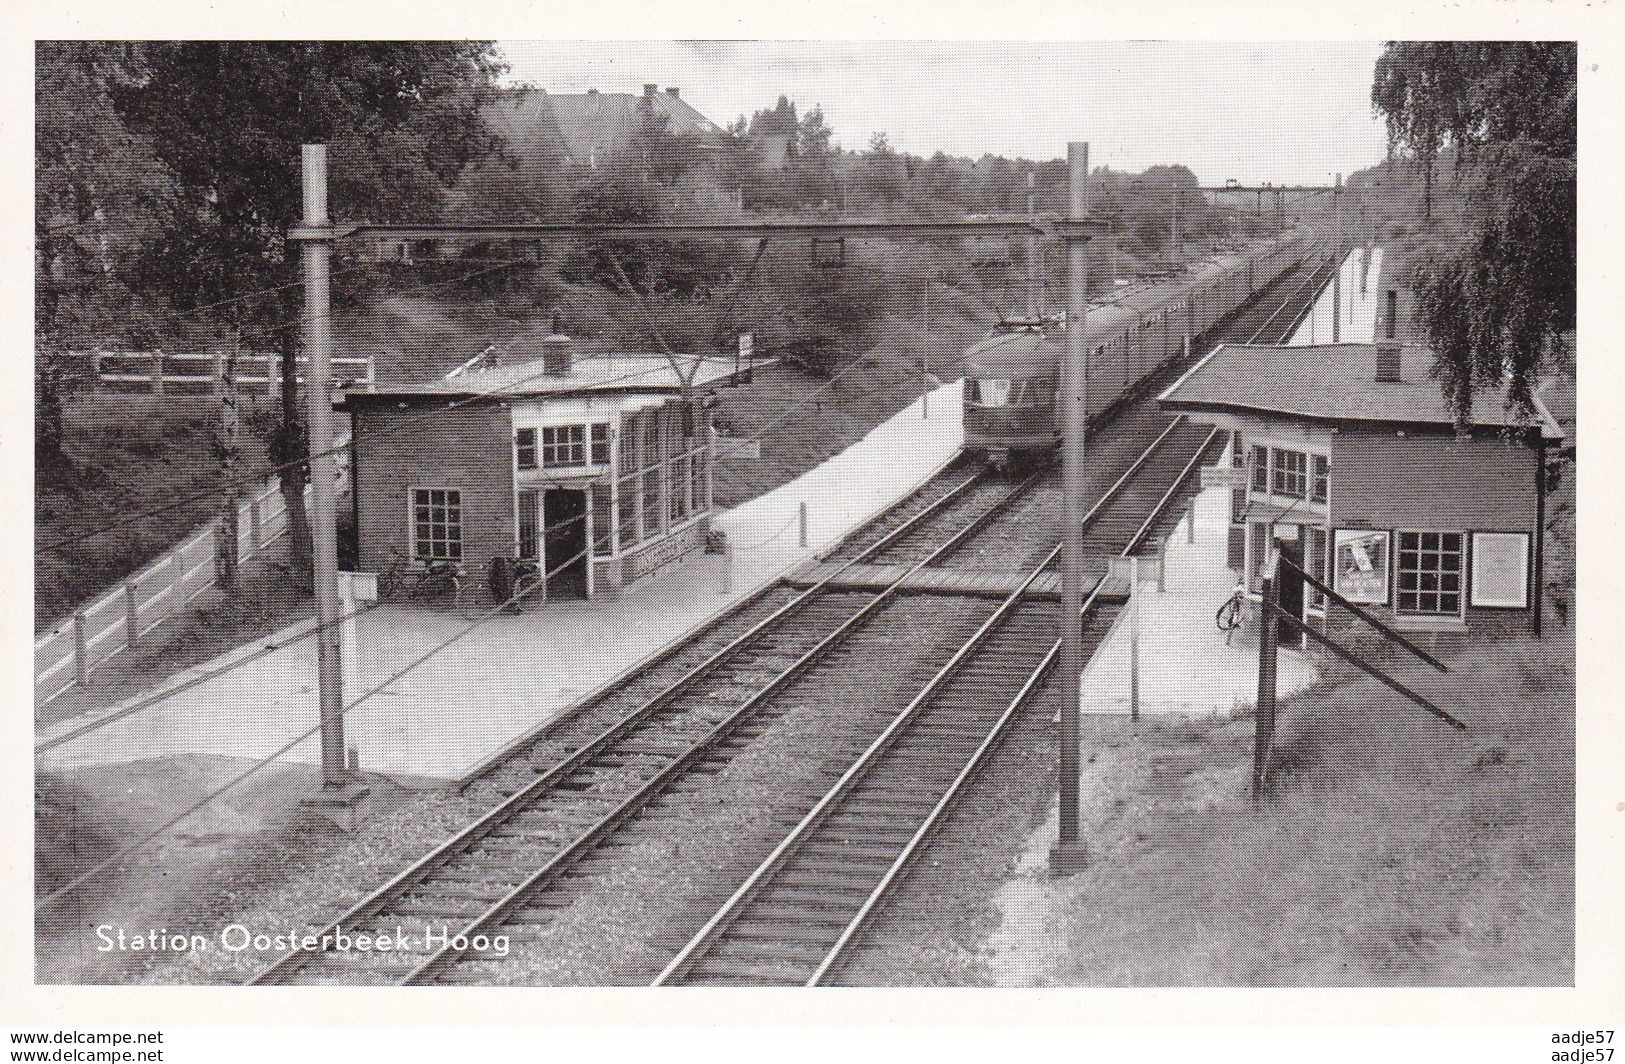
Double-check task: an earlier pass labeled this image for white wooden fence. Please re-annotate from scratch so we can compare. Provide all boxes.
[34,438,352,705]
[81,350,375,394]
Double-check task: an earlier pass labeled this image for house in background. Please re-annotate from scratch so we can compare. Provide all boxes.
[1159,328,1564,645]
[479,83,726,173]
[342,328,747,603]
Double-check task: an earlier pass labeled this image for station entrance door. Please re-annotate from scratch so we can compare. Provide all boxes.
[544,488,588,599]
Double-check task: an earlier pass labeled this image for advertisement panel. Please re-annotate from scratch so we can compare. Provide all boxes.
[1334,528,1390,605]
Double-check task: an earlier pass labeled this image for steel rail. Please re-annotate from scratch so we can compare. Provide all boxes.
[807,580,1108,985]
[1124,426,1225,555]
[653,416,1201,985]
[250,465,1001,985]
[1248,249,1336,342]
[809,420,1233,985]
[661,252,1337,987]
[395,471,1043,985]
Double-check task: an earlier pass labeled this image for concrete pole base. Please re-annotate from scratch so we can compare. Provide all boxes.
[1048,842,1088,876]
[301,782,372,833]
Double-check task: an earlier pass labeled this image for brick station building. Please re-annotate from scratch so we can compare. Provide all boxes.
[1159,336,1564,643]
[342,329,744,602]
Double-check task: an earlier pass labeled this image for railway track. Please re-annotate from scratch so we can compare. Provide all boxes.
[251,243,1337,988]
[252,463,1041,985]
[650,248,1336,987]
[654,416,1218,985]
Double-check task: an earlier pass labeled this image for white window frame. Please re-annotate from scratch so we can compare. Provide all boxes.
[409,486,463,565]
[1470,531,1530,609]
[541,424,588,468]
[1311,453,1329,504]
[1395,529,1466,618]
[1270,448,1309,499]
[516,428,538,470]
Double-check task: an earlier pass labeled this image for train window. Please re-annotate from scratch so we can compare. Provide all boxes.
[970,379,1012,406]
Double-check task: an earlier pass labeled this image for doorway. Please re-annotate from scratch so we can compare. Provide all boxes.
[543,488,588,599]
[1275,534,1305,648]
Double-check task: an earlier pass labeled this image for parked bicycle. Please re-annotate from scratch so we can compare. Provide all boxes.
[1216,583,1248,644]
[487,555,544,613]
[378,548,466,607]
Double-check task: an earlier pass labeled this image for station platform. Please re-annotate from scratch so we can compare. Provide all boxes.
[1080,448,1319,718]
[38,381,968,783]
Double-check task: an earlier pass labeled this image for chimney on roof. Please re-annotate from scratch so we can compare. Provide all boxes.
[1374,287,1402,382]
[542,313,573,376]
[644,83,657,99]
[586,88,598,95]
[666,86,680,97]
[1375,341,1402,383]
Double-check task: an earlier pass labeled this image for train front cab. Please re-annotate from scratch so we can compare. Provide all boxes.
[963,375,1056,468]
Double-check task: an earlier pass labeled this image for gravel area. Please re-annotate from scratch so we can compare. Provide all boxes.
[37,765,482,986]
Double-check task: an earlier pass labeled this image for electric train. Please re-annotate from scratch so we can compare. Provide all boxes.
[962,230,1311,465]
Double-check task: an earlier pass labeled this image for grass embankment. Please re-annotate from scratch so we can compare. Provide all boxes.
[1036,628,1574,986]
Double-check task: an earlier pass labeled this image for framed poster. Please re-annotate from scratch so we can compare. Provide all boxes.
[1471,531,1530,608]
[1334,528,1390,605]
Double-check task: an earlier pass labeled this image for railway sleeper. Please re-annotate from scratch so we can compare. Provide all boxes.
[770,868,884,894]
[800,839,908,861]
[719,921,848,947]
[679,966,804,986]
[705,934,831,967]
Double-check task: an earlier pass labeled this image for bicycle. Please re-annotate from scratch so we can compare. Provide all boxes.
[377,548,465,607]
[487,555,544,613]
[1216,584,1248,644]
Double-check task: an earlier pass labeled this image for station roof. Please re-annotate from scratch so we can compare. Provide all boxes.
[342,352,746,404]
[1158,342,1564,441]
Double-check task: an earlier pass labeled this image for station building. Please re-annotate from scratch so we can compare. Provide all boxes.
[342,330,744,603]
[1158,336,1564,643]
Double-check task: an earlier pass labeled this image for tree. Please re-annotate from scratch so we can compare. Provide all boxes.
[796,106,834,157]
[110,42,504,586]
[1371,41,1576,423]
[35,43,173,480]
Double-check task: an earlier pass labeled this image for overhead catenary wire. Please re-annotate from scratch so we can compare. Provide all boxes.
[36,256,600,556]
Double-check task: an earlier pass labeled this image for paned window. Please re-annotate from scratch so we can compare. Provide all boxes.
[1311,454,1329,504]
[411,488,462,562]
[541,425,586,467]
[1397,531,1464,616]
[516,428,538,470]
[1271,448,1308,498]
[1251,445,1270,493]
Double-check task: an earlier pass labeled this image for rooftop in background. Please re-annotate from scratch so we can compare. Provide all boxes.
[1158,342,1565,441]
[485,84,725,167]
